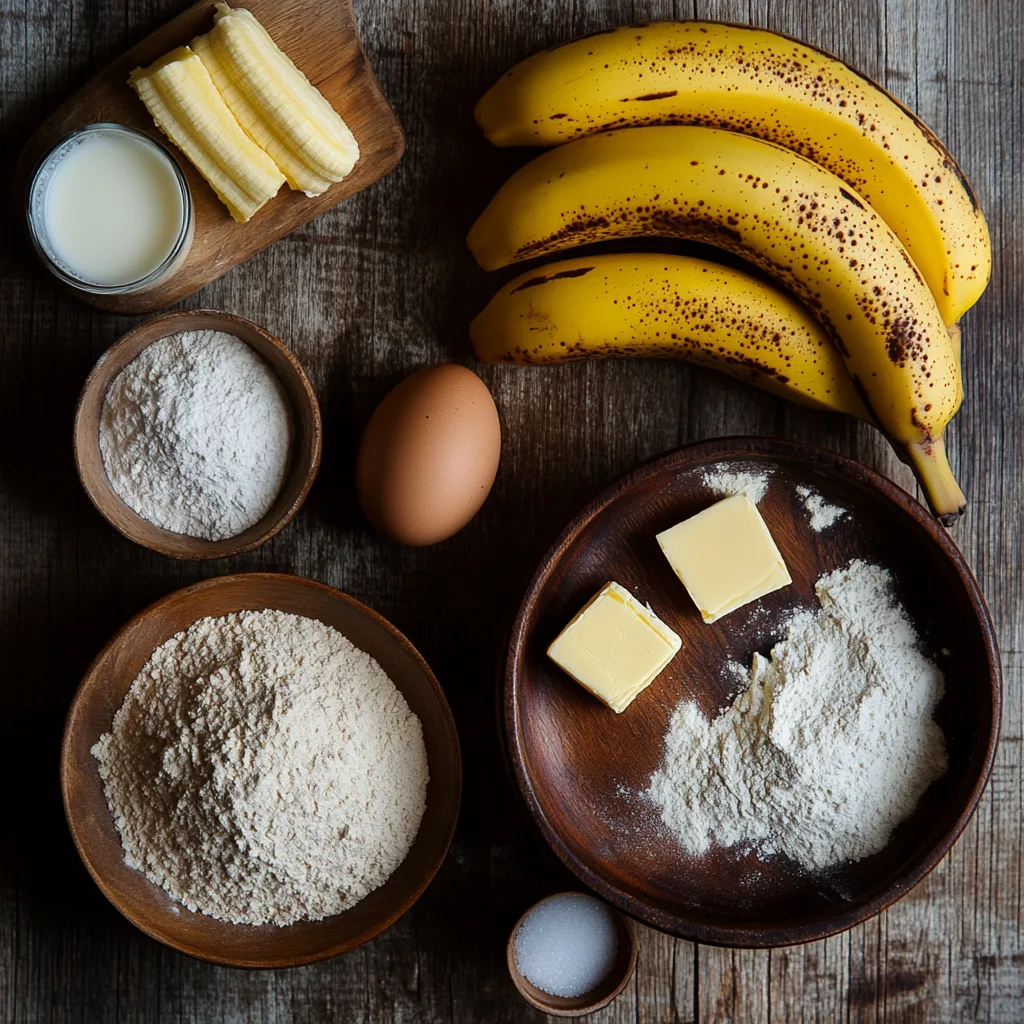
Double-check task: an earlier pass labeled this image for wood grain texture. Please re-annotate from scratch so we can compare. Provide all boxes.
[0,0,1020,1021]
[14,0,405,314]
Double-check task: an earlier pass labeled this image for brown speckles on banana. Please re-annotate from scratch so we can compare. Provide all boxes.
[473,20,991,324]
[510,266,595,292]
[466,126,960,448]
[470,253,870,417]
[626,90,680,101]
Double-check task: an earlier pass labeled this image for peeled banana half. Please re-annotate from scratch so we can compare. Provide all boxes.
[472,253,870,421]
[474,20,990,327]
[130,5,359,221]
[129,47,285,223]
[468,125,965,521]
[195,5,359,197]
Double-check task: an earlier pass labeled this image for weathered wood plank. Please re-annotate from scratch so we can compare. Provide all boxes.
[697,947,770,1023]
[633,928,697,1024]
[0,0,1020,1020]
[768,935,851,1023]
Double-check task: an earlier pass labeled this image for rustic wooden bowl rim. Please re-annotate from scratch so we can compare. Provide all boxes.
[73,309,322,560]
[506,891,638,1017]
[61,571,462,967]
[504,436,1002,948]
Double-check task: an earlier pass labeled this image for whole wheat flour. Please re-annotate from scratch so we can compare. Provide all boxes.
[99,329,292,541]
[648,560,947,872]
[91,610,429,926]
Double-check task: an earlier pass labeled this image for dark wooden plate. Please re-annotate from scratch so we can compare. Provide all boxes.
[74,309,322,560]
[504,438,1000,948]
[15,0,404,314]
[61,573,462,968]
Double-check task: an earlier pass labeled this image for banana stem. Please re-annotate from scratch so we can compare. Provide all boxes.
[905,436,967,526]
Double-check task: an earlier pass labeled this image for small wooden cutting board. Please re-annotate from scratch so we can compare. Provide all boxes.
[15,0,405,315]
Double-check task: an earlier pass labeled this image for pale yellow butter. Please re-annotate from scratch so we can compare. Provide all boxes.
[547,581,682,712]
[657,493,791,623]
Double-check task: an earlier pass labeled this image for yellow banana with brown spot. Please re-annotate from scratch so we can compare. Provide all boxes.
[474,20,990,327]
[467,126,966,522]
[471,253,870,419]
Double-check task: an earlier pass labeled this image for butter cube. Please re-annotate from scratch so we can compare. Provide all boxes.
[657,493,791,623]
[547,581,681,713]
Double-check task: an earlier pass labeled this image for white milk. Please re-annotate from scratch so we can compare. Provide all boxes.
[42,128,185,287]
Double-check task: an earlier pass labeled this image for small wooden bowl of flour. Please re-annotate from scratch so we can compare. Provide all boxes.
[74,309,322,559]
[60,572,462,967]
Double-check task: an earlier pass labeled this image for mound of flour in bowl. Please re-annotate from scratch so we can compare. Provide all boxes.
[648,560,947,872]
[99,330,292,541]
[91,609,429,926]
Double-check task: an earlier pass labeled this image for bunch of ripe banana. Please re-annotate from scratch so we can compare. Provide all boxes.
[130,4,359,222]
[466,22,991,523]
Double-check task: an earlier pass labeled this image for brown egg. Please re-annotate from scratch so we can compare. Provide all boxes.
[356,364,501,546]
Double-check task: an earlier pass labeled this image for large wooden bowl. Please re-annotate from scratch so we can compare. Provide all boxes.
[505,438,1000,948]
[74,309,322,560]
[61,573,462,967]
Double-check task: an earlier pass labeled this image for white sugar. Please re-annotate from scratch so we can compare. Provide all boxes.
[514,893,619,998]
[796,484,846,532]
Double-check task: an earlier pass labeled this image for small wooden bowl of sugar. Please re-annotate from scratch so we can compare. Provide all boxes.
[74,309,322,559]
[507,892,638,1016]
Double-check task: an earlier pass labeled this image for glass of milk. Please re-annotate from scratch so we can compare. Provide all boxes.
[27,123,194,295]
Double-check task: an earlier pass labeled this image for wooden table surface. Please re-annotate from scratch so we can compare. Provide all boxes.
[1,0,1020,1021]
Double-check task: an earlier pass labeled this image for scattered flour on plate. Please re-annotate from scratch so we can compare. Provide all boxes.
[91,609,429,926]
[796,484,847,532]
[702,463,771,504]
[647,560,947,872]
[722,658,750,689]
